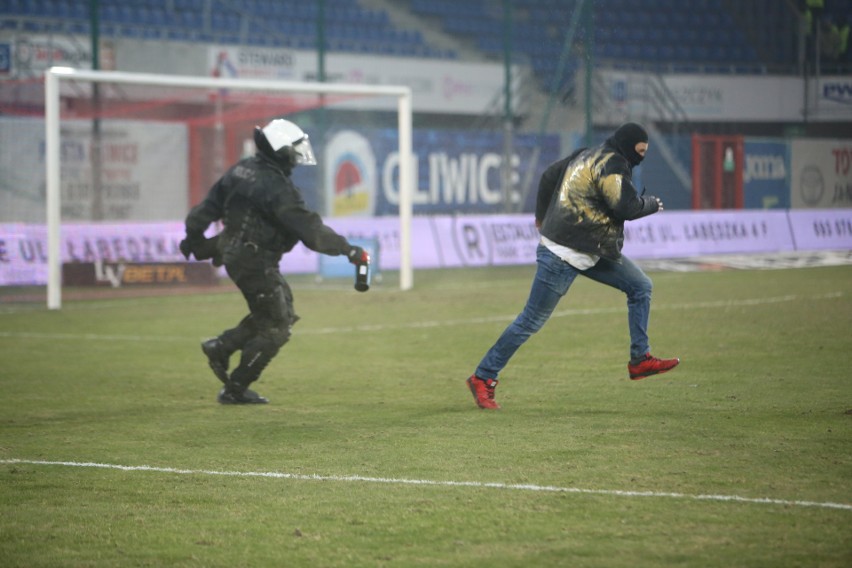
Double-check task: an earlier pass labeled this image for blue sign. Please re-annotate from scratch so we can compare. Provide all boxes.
[822,79,852,105]
[0,44,11,74]
[743,139,789,209]
[293,128,562,216]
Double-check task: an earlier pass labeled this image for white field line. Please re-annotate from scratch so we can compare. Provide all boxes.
[2,458,850,512]
[0,292,843,342]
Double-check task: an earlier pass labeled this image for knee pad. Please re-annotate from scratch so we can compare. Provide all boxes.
[229,323,291,386]
[265,323,292,348]
[230,334,279,387]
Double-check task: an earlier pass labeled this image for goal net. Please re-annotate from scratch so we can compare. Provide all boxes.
[1,67,412,308]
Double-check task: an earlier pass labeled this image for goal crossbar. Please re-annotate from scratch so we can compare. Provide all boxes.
[44,66,414,309]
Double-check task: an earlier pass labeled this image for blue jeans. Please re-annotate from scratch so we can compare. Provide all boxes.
[475,243,653,380]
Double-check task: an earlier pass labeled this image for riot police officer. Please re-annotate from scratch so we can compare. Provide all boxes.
[181,119,368,404]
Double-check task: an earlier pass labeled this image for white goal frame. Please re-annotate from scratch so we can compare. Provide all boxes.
[44,66,414,309]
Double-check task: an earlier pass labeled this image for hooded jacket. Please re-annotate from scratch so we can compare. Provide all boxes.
[535,123,659,261]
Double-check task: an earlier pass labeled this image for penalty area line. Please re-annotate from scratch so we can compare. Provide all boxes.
[2,458,850,512]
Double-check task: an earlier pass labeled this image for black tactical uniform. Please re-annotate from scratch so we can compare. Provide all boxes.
[182,121,362,404]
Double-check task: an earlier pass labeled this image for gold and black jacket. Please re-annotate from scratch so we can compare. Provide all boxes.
[535,140,659,261]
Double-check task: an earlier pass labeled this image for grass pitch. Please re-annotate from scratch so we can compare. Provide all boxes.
[1,264,850,567]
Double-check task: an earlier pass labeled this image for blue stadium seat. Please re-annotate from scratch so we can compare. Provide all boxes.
[640,45,659,60]
[659,45,676,61]
[670,11,688,29]
[692,45,710,62]
[26,0,48,16]
[101,4,119,23]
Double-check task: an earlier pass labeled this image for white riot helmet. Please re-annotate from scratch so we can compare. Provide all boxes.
[253,118,317,168]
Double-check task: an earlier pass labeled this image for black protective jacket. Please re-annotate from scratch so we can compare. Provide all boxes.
[535,139,659,261]
[185,154,351,262]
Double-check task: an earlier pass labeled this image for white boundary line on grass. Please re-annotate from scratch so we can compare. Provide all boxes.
[2,458,850,512]
[0,292,844,339]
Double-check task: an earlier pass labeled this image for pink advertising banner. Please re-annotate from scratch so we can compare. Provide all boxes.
[621,210,796,258]
[1,210,849,286]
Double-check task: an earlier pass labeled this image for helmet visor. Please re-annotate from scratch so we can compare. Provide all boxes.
[293,136,316,166]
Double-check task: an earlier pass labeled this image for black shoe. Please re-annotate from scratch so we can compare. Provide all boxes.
[201,338,230,385]
[217,388,269,405]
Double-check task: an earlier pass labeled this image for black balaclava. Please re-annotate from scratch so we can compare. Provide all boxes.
[607,122,649,167]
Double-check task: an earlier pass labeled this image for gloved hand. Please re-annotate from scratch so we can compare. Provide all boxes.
[180,234,222,265]
[639,187,664,212]
[347,245,368,265]
[179,235,200,260]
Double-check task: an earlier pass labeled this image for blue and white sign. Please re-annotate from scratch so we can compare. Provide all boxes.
[743,139,790,209]
[821,78,852,106]
[297,128,562,216]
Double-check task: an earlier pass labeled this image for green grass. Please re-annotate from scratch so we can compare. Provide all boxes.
[1,265,850,567]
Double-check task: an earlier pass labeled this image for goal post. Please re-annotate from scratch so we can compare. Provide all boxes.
[43,66,414,309]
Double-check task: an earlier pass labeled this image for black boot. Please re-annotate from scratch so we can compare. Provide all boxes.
[201,338,230,385]
[217,387,269,405]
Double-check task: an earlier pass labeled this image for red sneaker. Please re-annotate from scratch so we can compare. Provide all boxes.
[467,375,501,409]
[628,353,680,380]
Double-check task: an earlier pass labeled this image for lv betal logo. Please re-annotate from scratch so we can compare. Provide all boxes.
[94,261,126,288]
[95,262,192,287]
[63,261,217,288]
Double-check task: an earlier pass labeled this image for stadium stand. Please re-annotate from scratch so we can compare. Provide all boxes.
[2,0,849,73]
[0,0,454,58]
[0,0,453,57]
[405,0,840,78]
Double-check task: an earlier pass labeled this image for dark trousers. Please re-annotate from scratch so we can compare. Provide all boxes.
[218,246,298,391]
